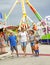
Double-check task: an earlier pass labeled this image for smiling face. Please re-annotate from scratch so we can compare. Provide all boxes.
[30,30,34,35]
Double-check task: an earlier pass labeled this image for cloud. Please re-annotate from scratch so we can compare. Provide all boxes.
[0,0,50,25]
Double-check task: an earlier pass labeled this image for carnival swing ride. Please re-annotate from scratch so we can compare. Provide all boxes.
[0,0,50,43]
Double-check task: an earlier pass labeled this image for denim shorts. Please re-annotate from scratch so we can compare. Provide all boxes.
[30,42,34,46]
[21,42,27,47]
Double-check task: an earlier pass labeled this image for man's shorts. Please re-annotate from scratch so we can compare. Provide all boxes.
[35,50,39,53]
[10,46,17,52]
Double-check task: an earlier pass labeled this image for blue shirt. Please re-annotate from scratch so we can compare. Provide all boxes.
[8,35,17,46]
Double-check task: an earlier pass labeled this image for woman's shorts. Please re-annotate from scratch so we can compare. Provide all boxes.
[21,42,27,47]
[30,42,34,46]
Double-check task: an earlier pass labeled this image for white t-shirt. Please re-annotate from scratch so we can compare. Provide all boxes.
[19,31,27,42]
[29,35,34,41]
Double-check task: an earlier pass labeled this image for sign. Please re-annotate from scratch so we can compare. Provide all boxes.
[0,13,2,19]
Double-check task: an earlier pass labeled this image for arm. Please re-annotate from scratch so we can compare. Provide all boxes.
[7,37,10,46]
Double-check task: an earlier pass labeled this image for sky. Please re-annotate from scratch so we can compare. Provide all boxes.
[0,0,50,26]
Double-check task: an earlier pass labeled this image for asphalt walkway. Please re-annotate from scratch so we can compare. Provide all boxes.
[0,44,50,65]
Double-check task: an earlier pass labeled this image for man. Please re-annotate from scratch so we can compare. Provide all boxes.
[8,32,18,57]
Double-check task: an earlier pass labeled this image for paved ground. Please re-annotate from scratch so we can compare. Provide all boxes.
[0,43,50,65]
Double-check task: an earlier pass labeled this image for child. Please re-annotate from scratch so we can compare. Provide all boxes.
[34,40,39,56]
[29,30,35,55]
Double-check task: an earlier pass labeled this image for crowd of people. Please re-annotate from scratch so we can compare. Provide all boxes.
[0,28,39,57]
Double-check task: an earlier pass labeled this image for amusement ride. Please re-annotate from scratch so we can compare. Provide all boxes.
[0,0,50,43]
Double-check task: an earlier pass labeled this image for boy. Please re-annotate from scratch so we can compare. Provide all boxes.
[8,32,18,57]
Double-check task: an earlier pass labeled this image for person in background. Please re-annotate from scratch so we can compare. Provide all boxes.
[8,32,18,57]
[0,32,6,54]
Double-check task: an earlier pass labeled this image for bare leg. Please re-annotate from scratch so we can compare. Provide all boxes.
[16,50,19,57]
[24,47,26,56]
[14,46,19,57]
[22,46,26,56]
[11,47,14,57]
[11,52,13,56]
[31,46,34,55]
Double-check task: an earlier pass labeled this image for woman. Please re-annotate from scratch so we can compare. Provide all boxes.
[19,27,28,56]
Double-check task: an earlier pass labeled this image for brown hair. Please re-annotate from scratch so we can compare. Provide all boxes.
[36,40,39,44]
[30,30,34,34]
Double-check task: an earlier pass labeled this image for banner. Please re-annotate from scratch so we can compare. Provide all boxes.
[0,13,2,19]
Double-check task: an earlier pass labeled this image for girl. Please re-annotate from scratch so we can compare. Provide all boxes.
[29,30,35,55]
